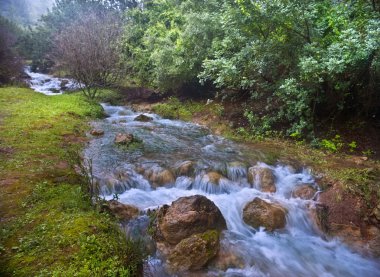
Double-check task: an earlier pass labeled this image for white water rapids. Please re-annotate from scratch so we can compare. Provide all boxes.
[25,69,380,276]
[86,104,380,277]
[24,67,78,95]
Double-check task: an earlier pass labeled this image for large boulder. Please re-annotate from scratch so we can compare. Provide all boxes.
[105,200,139,221]
[114,133,134,145]
[247,166,276,193]
[166,230,220,273]
[243,197,287,231]
[292,184,317,200]
[156,195,227,245]
[134,114,153,122]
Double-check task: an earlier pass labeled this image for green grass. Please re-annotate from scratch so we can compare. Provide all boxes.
[152,97,223,121]
[0,88,142,276]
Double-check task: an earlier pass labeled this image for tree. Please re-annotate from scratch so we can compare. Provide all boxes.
[0,16,23,84]
[53,11,124,99]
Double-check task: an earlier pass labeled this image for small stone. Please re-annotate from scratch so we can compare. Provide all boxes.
[114,133,134,145]
[90,129,104,136]
[134,114,153,122]
[105,200,139,221]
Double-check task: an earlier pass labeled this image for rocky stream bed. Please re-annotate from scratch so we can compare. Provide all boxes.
[27,69,380,277]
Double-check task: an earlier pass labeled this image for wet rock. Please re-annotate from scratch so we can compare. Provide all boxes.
[119,119,127,123]
[292,184,317,200]
[134,114,153,122]
[167,230,220,273]
[201,171,225,185]
[60,79,69,89]
[144,166,175,188]
[156,195,226,245]
[247,166,276,193]
[370,202,380,225]
[114,133,134,145]
[226,161,247,181]
[211,239,246,270]
[243,197,287,231]
[175,161,195,177]
[90,129,104,136]
[309,203,329,234]
[104,200,139,221]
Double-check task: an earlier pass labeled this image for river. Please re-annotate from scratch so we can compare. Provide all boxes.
[28,69,380,277]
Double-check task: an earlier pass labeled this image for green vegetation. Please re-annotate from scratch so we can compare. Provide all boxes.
[122,0,380,137]
[152,97,223,121]
[0,88,143,276]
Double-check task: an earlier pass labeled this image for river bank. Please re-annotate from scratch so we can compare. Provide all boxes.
[0,87,143,276]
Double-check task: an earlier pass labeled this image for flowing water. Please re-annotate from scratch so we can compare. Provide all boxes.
[24,66,78,95]
[26,70,380,276]
[85,104,380,277]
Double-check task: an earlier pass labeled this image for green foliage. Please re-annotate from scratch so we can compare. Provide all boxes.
[122,0,380,137]
[123,0,222,91]
[319,135,343,153]
[348,141,357,152]
[327,167,380,204]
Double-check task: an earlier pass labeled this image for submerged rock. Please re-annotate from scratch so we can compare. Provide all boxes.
[90,129,104,136]
[174,161,195,177]
[60,79,69,89]
[156,195,226,245]
[114,133,134,145]
[134,114,153,122]
[210,239,246,270]
[243,197,287,231]
[143,165,175,188]
[226,161,247,181]
[292,184,317,200]
[167,230,220,272]
[104,200,139,221]
[247,166,276,193]
[202,171,224,185]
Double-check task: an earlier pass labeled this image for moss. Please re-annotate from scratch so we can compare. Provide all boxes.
[325,167,380,204]
[0,87,143,276]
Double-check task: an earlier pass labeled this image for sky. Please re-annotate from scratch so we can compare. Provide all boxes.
[0,0,55,25]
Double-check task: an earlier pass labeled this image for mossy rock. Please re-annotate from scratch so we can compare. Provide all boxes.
[167,230,220,272]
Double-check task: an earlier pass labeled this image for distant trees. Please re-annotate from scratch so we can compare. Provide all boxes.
[53,11,124,99]
[0,16,23,84]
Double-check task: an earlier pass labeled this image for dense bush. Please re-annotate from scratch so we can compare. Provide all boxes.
[123,0,380,137]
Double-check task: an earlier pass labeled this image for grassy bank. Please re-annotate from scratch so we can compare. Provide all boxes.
[0,88,142,276]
